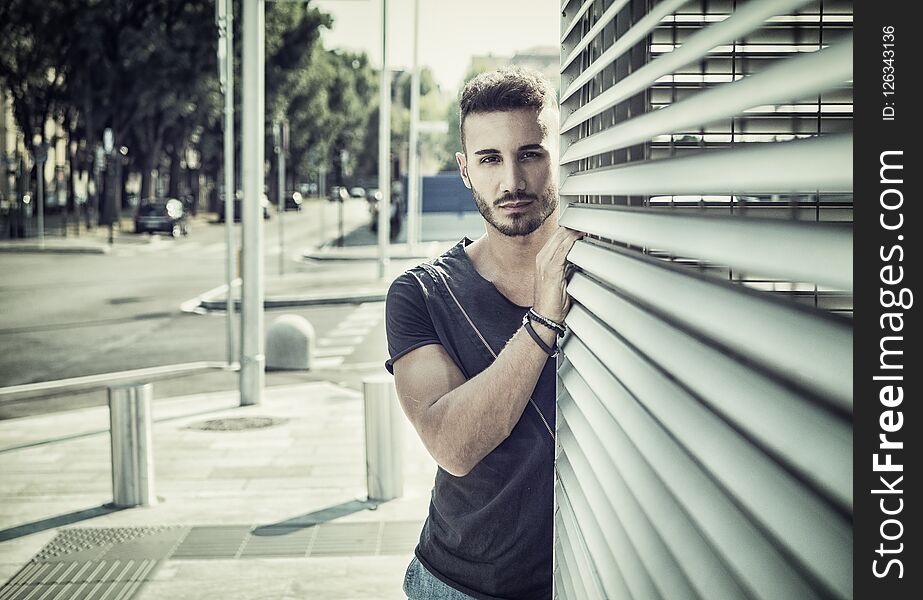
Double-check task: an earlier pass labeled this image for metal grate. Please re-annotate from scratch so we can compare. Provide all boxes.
[0,527,185,600]
[0,560,160,600]
[33,526,180,562]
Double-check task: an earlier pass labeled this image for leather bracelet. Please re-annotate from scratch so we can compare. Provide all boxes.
[527,308,566,338]
[523,318,558,357]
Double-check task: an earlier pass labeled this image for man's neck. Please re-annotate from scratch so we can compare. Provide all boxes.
[469,213,559,282]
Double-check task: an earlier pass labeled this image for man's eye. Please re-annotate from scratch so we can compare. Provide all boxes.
[520,152,540,160]
[480,156,500,164]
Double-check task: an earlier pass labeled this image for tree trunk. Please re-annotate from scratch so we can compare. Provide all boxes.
[140,155,155,201]
[168,146,181,198]
[65,120,79,236]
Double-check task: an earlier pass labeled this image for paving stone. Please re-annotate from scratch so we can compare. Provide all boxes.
[0,382,435,598]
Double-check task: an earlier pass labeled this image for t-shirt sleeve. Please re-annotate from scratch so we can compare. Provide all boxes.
[384,271,442,374]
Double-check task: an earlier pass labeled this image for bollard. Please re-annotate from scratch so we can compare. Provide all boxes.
[108,382,156,507]
[266,314,315,370]
[363,374,403,501]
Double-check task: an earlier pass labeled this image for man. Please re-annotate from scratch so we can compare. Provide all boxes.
[385,67,583,600]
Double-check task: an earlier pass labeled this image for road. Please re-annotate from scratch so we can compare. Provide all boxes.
[0,198,402,419]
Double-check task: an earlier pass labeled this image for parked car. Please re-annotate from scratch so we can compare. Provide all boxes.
[328,186,349,203]
[367,187,402,239]
[284,191,303,211]
[349,186,366,199]
[135,198,187,237]
[217,192,271,222]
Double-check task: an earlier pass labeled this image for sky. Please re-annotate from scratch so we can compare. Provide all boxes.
[313,0,560,92]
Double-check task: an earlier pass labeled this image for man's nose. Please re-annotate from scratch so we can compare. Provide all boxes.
[501,161,526,194]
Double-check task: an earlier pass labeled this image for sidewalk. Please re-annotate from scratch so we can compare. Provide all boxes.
[0,381,435,599]
[0,214,197,254]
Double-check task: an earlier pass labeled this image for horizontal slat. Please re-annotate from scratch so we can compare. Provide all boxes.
[555,482,609,600]
[561,0,593,42]
[562,0,690,102]
[561,37,853,161]
[568,273,852,510]
[565,239,852,408]
[566,306,852,599]
[561,0,631,72]
[554,464,636,600]
[560,375,731,599]
[560,133,852,195]
[560,202,852,291]
[562,337,828,600]
[556,534,586,600]
[556,526,590,600]
[555,436,677,600]
[554,569,570,600]
[560,0,813,133]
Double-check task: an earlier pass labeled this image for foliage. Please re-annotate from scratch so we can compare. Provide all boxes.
[0,0,394,212]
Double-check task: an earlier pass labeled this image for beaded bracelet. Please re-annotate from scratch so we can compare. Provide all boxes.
[527,308,567,338]
[522,318,558,357]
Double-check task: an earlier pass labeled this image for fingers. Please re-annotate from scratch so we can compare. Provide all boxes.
[547,227,585,265]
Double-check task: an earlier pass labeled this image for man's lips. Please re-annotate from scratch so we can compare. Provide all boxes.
[498,200,533,209]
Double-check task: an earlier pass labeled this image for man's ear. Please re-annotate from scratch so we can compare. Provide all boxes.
[456,152,471,190]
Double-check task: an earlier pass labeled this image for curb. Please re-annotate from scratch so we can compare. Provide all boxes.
[303,240,451,262]
[0,244,110,255]
[302,251,429,262]
[199,291,387,312]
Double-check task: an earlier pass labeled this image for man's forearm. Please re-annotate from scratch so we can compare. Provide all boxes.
[423,322,558,476]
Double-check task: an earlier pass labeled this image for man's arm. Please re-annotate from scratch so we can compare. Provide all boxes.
[392,227,583,477]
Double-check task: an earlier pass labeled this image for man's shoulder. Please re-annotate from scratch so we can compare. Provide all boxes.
[388,239,469,294]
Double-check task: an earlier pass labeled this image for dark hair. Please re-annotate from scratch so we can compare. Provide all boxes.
[459,67,557,151]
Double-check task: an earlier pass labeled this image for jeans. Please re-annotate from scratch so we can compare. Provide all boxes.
[403,556,477,600]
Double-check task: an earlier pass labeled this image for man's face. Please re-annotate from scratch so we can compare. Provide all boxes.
[456,106,558,237]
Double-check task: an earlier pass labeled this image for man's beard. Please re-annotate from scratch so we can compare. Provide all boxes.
[471,184,559,237]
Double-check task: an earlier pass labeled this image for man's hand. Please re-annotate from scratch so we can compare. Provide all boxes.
[533,226,584,324]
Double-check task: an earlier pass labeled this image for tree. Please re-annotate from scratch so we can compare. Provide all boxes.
[1,0,384,225]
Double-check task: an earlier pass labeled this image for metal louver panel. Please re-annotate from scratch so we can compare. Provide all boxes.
[562,0,633,71]
[561,0,690,102]
[562,204,852,290]
[566,273,852,510]
[559,133,853,195]
[555,0,853,598]
[562,0,595,41]
[567,239,852,408]
[560,37,852,162]
[560,0,815,133]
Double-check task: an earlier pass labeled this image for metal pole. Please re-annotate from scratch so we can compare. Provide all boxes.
[407,0,420,251]
[108,382,156,507]
[277,121,286,276]
[363,374,403,501]
[240,0,265,406]
[106,159,115,245]
[318,166,326,243]
[36,151,45,250]
[377,0,391,279]
[338,190,344,247]
[218,0,237,367]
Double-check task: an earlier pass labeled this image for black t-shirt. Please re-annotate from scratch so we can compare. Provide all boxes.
[385,238,555,600]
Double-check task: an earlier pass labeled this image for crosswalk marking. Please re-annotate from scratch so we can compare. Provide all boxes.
[317,336,362,347]
[325,328,373,337]
[313,346,355,358]
[311,304,384,367]
[311,356,345,369]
